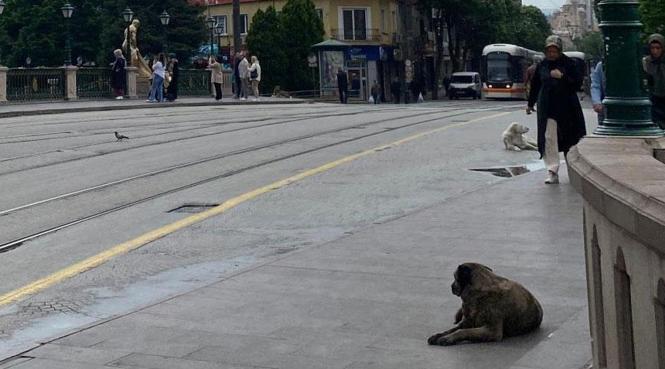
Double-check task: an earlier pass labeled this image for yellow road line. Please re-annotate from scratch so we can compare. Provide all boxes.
[0,111,510,306]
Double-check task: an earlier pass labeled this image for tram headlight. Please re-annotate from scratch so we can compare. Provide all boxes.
[506,83,512,89]
[488,84,493,88]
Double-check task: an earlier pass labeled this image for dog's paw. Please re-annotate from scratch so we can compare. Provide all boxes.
[435,335,455,346]
[427,333,444,345]
[513,146,522,152]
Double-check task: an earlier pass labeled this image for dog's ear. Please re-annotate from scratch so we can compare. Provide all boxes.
[456,264,473,286]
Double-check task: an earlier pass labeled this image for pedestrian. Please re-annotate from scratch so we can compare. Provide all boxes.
[524,61,537,100]
[590,60,605,124]
[249,55,261,101]
[443,75,451,96]
[643,33,665,129]
[110,49,126,100]
[209,55,224,101]
[147,53,166,103]
[165,54,179,102]
[391,77,401,103]
[337,68,348,104]
[371,80,380,104]
[526,35,586,185]
[238,53,250,100]
[234,52,242,99]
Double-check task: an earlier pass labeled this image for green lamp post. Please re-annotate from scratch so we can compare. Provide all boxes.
[594,0,664,136]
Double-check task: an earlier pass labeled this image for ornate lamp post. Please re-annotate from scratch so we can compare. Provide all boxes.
[214,22,224,55]
[61,3,74,66]
[122,7,133,66]
[206,16,216,58]
[593,0,664,136]
[159,10,171,53]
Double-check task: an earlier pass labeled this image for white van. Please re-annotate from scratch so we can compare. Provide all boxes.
[448,72,482,100]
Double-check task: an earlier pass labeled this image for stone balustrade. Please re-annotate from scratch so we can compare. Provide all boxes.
[568,137,665,369]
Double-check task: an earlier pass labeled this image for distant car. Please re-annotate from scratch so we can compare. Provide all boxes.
[448,72,482,100]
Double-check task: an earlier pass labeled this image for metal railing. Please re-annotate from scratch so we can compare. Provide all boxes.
[77,68,113,99]
[330,28,381,42]
[7,68,65,101]
[179,69,211,96]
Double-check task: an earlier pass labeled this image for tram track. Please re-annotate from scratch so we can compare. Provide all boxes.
[0,107,403,174]
[0,106,508,253]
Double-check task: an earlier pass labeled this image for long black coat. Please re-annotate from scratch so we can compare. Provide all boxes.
[337,71,348,90]
[528,54,586,158]
[111,58,126,90]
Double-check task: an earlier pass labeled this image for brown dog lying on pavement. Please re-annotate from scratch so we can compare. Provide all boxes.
[428,263,543,346]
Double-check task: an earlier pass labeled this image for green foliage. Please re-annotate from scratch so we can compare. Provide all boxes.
[246,7,286,93]
[639,0,665,35]
[572,31,603,60]
[279,0,324,90]
[246,0,323,92]
[0,0,207,67]
[512,6,552,51]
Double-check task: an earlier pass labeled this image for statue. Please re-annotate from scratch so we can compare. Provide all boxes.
[122,19,152,78]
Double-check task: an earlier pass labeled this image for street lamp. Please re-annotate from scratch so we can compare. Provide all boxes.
[122,7,133,66]
[61,2,74,66]
[206,16,216,58]
[214,22,224,55]
[160,10,171,53]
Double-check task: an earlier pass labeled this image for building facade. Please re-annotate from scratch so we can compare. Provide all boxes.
[549,0,598,49]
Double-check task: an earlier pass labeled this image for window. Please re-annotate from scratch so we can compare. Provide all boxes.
[214,15,228,35]
[380,9,385,33]
[316,8,323,19]
[614,248,635,369]
[240,14,248,35]
[342,9,367,41]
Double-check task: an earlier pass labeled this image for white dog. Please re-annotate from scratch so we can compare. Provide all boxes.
[502,123,538,151]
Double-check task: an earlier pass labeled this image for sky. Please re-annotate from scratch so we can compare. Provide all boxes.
[522,0,566,13]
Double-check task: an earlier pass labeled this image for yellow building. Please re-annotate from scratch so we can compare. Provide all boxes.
[206,0,402,99]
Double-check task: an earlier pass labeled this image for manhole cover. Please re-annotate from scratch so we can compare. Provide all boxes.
[168,203,220,213]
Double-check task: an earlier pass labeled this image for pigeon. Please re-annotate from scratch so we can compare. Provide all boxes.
[114,131,129,141]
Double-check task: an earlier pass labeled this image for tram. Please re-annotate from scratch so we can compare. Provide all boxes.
[481,44,543,99]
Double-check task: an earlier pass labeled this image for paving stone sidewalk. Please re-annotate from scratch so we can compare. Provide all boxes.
[0,168,591,369]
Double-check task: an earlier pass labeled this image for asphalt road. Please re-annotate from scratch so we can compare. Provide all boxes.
[0,99,597,360]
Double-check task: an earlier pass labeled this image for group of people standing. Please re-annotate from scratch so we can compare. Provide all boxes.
[110,49,180,103]
[221,52,261,101]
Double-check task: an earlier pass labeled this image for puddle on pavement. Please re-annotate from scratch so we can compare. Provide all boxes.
[469,161,546,178]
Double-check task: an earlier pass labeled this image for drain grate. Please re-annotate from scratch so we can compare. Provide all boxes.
[168,203,220,213]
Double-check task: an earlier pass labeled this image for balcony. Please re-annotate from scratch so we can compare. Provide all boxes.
[330,28,383,44]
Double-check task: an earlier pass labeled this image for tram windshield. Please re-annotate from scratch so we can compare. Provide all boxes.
[486,52,511,82]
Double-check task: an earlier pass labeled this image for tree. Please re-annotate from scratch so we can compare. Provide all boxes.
[639,0,665,35]
[279,0,324,91]
[512,6,552,51]
[246,7,286,94]
[0,0,206,67]
[573,31,603,60]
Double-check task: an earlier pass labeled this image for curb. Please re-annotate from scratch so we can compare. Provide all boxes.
[0,99,310,118]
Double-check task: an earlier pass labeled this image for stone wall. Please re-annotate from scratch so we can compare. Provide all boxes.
[568,137,665,369]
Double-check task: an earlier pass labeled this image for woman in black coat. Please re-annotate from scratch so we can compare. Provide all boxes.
[527,35,586,184]
[110,49,127,99]
[166,55,179,102]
